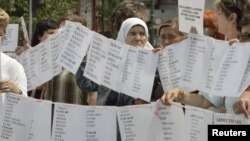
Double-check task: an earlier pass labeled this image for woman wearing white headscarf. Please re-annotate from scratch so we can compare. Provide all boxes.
[116,17,153,50]
[76,17,158,106]
[115,17,155,105]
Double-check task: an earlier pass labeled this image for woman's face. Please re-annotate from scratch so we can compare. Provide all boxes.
[38,28,58,42]
[159,26,182,47]
[215,10,229,35]
[125,25,147,48]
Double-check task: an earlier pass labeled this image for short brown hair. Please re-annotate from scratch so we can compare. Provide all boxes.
[59,14,87,26]
[110,1,148,32]
[158,18,187,39]
[215,0,247,31]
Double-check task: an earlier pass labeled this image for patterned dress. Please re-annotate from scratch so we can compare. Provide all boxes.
[44,69,88,105]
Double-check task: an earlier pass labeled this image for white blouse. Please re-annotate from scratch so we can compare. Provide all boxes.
[1,52,27,96]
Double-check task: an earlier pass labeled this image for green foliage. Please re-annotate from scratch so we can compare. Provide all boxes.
[0,0,29,18]
[96,0,123,18]
[96,0,123,33]
[0,0,78,44]
[0,0,126,42]
[34,0,78,23]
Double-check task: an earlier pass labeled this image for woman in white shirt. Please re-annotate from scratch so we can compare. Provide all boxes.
[0,8,27,96]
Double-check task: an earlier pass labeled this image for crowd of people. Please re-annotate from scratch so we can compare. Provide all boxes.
[0,0,250,134]
[160,0,250,118]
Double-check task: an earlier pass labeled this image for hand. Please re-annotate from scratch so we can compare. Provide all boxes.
[0,80,21,94]
[15,41,30,55]
[228,38,239,46]
[134,98,147,105]
[152,45,164,53]
[160,87,185,105]
[233,98,250,118]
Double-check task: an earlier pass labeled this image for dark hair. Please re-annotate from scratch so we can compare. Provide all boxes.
[158,18,187,39]
[109,1,147,37]
[31,19,58,46]
[215,0,246,31]
[239,13,250,29]
[59,14,87,26]
[238,14,250,41]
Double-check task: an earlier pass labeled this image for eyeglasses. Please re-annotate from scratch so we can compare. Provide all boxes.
[238,32,250,42]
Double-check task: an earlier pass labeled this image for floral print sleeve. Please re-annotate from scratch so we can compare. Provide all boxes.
[76,57,99,92]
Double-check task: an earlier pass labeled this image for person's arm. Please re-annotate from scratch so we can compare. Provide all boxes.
[14,63,27,96]
[88,91,97,106]
[0,80,23,94]
[6,59,28,96]
[15,41,30,55]
[161,87,213,109]
[75,57,99,92]
[233,86,250,118]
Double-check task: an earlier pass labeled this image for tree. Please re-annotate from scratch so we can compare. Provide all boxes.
[96,0,123,36]
[0,0,78,44]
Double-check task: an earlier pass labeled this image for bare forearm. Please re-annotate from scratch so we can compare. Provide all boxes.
[233,89,250,118]
[241,87,250,98]
[161,88,214,109]
[88,92,97,106]
[179,92,213,109]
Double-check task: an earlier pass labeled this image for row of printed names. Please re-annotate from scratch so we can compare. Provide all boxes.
[158,33,250,97]
[17,21,250,100]
[0,93,249,141]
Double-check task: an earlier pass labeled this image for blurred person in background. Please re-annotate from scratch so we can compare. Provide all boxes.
[160,0,250,116]
[232,13,250,118]
[16,19,58,99]
[109,0,148,38]
[151,18,188,101]
[76,1,149,106]
[44,14,88,105]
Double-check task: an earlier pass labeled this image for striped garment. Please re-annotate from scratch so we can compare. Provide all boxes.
[44,69,88,105]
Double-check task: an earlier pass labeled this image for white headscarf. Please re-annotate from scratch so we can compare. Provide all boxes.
[116,17,153,50]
